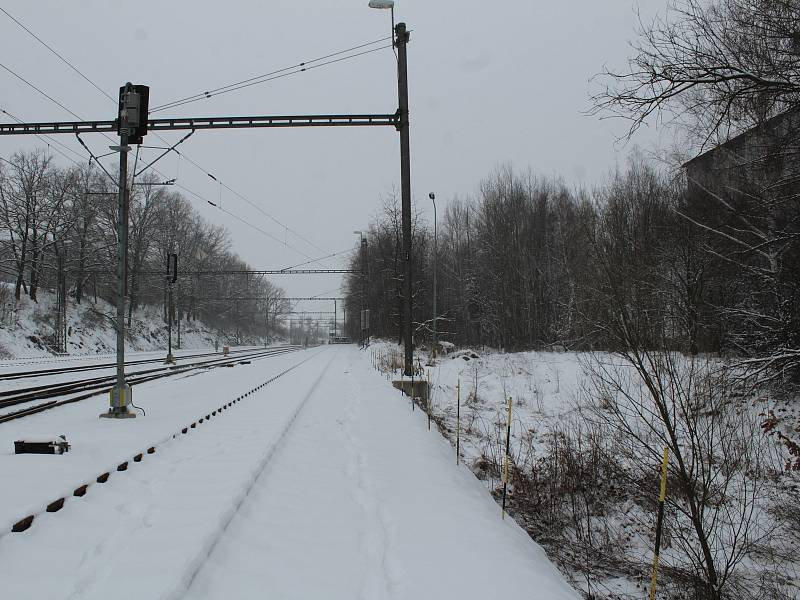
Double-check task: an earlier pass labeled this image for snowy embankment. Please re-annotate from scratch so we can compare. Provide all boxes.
[0,284,233,359]
[369,342,800,598]
[0,346,578,600]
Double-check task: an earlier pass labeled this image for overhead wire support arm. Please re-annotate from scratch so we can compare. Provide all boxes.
[75,134,118,186]
[146,113,399,131]
[134,129,195,178]
[136,268,360,276]
[0,113,399,136]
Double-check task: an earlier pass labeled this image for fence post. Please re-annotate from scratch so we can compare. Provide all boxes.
[427,370,431,430]
[649,447,669,600]
[501,396,512,518]
[456,379,461,465]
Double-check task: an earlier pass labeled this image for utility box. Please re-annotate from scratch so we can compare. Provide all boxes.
[223,345,230,356]
[14,435,70,455]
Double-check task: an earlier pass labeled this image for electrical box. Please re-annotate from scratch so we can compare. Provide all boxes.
[14,435,70,455]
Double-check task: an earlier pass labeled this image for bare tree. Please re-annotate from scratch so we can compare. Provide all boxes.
[592,0,800,145]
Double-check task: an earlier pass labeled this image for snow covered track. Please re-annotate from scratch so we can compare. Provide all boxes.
[0,346,262,381]
[1,348,323,539]
[0,347,578,599]
[0,345,302,424]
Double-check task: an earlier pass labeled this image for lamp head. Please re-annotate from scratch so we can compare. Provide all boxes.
[368,0,394,8]
[428,192,435,200]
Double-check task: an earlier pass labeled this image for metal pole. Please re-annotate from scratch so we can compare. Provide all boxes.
[361,235,367,347]
[117,132,128,387]
[165,253,174,364]
[102,82,135,418]
[396,22,413,376]
[166,282,174,363]
[430,192,437,355]
[176,283,181,349]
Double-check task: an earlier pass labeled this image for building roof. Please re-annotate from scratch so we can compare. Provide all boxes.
[682,108,800,169]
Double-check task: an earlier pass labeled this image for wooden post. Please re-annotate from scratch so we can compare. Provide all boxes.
[501,396,512,518]
[427,370,431,430]
[649,447,669,600]
[456,379,461,465]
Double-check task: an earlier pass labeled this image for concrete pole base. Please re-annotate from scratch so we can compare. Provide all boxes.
[99,407,137,419]
[164,353,176,365]
[101,383,136,418]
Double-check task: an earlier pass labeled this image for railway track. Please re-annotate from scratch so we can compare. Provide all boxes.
[0,346,261,381]
[0,345,302,424]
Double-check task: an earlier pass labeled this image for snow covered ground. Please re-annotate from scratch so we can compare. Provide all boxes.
[0,285,242,359]
[0,346,578,599]
[369,342,800,598]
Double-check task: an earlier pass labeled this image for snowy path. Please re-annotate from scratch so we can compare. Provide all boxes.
[0,347,577,600]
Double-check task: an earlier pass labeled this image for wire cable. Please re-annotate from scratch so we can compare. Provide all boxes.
[150,45,391,114]
[278,248,355,271]
[0,21,352,267]
[170,179,314,259]
[0,7,117,105]
[0,107,83,166]
[150,36,392,113]
[0,60,86,121]
[169,149,334,259]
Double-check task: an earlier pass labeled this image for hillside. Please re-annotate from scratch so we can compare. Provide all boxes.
[0,284,248,359]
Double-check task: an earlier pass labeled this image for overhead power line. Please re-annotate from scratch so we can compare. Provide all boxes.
[0,107,83,166]
[0,60,85,121]
[169,149,335,260]
[0,7,116,104]
[0,17,360,265]
[149,36,392,113]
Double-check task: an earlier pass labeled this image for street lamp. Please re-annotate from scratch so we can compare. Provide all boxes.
[370,0,413,374]
[368,0,395,35]
[429,192,437,357]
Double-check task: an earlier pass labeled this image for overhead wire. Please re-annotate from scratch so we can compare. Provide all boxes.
[0,7,117,104]
[0,107,84,167]
[149,44,392,114]
[0,60,85,121]
[168,149,334,258]
[278,248,355,271]
[0,14,373,266]
[0,66,327,261]
[149,35,392,113]
[169,178,315,259]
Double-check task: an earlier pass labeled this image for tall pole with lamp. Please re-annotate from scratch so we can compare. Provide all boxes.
[369,0,413,375]
[354,230,366,347]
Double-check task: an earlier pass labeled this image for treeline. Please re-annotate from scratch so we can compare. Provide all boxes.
[0,150,288,339]
[346,159,800,380]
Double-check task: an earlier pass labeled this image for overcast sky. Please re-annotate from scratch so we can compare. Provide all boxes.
[0,0,664,306]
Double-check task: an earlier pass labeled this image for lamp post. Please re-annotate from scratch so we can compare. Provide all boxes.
[429,192,437,356]
[370,0,412,374]
[354,230,367,347]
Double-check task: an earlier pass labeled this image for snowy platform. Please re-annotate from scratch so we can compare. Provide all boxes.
[0,346,577,600]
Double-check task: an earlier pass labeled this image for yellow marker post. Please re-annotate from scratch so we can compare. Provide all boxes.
[501,396,512,518]
[427,370,432,430]
[649,447,669,600]
[456,379,461,465]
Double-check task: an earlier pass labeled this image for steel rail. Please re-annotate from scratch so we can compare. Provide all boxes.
[0,346,302,423]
